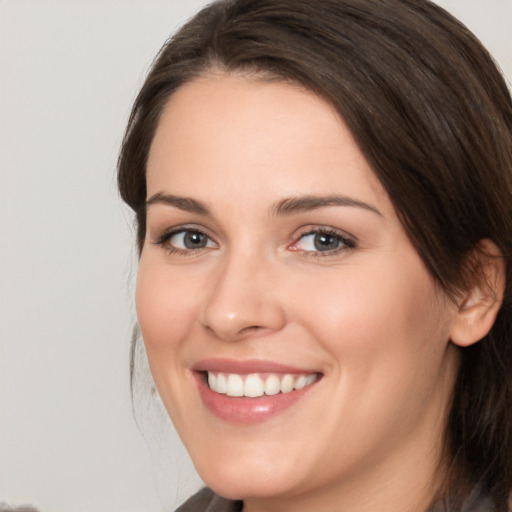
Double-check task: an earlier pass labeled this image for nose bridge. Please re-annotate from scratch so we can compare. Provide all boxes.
[199,245,285,341]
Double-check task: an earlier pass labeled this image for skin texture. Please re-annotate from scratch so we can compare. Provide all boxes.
[136,73,495,512]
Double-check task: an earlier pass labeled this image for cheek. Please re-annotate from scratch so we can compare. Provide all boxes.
[135,259,201,357]
[290,257,451,370]
[287,258,455,448]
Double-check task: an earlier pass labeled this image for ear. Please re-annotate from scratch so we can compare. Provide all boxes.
[450,239,505,347]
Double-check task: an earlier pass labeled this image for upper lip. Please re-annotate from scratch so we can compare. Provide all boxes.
[192,358,320,375]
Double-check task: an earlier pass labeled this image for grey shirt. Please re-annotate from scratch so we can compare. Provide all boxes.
[175,488,242,512]
[175,487,496,512]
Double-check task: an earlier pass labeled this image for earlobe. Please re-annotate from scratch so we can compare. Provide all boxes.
[450,239,505,348]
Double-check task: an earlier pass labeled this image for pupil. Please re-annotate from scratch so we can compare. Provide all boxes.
[184,231,206,249]
[314,233,339,251]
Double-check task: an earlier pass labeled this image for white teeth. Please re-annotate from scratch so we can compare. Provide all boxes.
[294,375,307,390]
[244,374,264,397]
[226,374,244,397]
[280,374,294,393]
[216,373,227,394]
[206,371,318,397]
[264,375,281,396]
[305,375,316,386]
[208,372,217,389]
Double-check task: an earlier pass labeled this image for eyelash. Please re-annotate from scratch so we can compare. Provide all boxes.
[289,227,356,257]
[153,227,216,256]
[152,226,356,257]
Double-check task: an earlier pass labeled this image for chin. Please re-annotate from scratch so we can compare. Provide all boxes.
[190,447,308,501]
[203,473,298,502]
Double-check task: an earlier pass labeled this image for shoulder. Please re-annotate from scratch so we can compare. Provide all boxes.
[174,488,242,512]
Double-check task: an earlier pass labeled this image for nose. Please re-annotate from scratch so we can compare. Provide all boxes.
[199,250,286,341]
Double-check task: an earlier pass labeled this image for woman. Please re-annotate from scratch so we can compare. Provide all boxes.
[118,0,512,510]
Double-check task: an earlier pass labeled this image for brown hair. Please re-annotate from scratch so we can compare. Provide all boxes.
[118,0,512,507]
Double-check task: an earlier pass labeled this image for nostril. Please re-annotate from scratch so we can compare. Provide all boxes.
[238,325,272,338]
[242,325,263,333]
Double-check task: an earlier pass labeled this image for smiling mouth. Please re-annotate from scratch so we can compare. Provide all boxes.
[194,362,323,423]
[205,371,320,398]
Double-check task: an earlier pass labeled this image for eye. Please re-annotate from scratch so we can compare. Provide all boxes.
[291,228,355,255]
[155,228,217,254]
[171,230,213,249]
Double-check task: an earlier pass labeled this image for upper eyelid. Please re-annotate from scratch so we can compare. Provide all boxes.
[292,225,357,243]
[152,224,215,242]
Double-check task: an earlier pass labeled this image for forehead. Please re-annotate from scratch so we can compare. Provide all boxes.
[146,73,389,211]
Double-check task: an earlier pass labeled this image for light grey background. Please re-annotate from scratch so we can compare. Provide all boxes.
[0,1,510,511]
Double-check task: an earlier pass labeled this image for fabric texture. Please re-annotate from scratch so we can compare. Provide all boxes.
[175,488,242,512]
[175,487,497,512]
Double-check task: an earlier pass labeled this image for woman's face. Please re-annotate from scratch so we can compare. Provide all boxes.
[137,74,461,506]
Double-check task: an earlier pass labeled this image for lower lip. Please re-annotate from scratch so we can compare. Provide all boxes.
[195,373,318,424]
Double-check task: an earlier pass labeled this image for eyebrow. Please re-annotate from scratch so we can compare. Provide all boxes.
[145,192,382,217]
[146,192,211,215]
[272,195,382,217]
